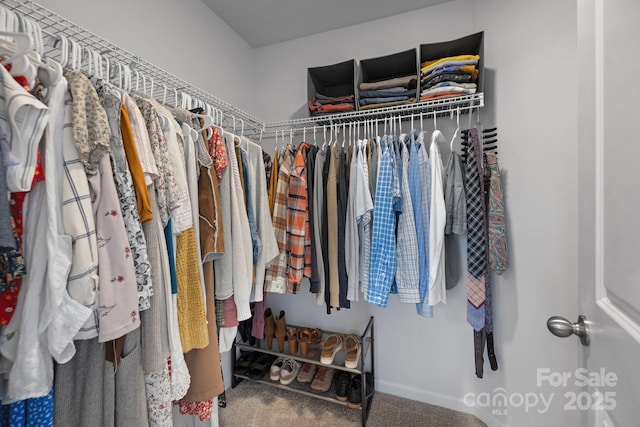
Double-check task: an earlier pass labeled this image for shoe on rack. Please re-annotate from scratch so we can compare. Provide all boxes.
[247,354,276,380]
[299,328,323,356]
[346,372,374,409]
[235,351,258,376]
[264,308,275,350]
[343,334,361,369]
[320,334,343,365]
[296,362,317,383]
[334,372,352,402]
[310,366,335,392]
[279,358,301,385]
[275,310,287,353]
[287,327,299,355]
[269,356,287,381]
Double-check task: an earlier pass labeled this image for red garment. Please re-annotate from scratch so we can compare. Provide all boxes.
[0,69,44,324]
[9,151,44,242]
[308,100,355,114]
[177,399,213,421]
[207,127,227,187]
[0,286,20,325]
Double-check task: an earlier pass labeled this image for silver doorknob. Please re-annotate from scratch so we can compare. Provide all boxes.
[547,315,590,346]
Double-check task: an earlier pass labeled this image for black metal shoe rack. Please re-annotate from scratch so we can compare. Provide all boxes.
[232,316,375,427]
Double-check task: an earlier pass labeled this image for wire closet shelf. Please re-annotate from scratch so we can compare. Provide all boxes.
[263,93,484,137]
[0,0,265,133]
[1,0,484,140]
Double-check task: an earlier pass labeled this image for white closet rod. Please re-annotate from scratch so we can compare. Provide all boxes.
[0,0,267,134]
[263,93,484,136]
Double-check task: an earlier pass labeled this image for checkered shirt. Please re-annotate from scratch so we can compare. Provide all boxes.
[395,139,420,303]
[366,143,396,307]
[264,147,294,293]
[287,143,312,293]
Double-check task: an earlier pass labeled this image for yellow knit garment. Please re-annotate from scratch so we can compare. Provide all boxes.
[176,227,209,352]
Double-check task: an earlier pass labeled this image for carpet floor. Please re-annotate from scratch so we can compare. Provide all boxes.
[219,380,488,427]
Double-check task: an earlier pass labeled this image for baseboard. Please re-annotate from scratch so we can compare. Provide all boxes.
[376,380,508,427]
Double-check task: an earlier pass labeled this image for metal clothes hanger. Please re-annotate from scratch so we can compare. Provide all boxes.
[274,127,278,152]
[450,106,460,152]
[322,125,327,150]
[162,84,168,105]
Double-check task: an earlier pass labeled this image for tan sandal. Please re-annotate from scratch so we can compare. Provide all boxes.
[344,334,361,369]
[320,334,343,364]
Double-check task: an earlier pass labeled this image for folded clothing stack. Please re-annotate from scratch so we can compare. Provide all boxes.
[419,54,479,102]
[358,75,417,110]
[308,84,356,116]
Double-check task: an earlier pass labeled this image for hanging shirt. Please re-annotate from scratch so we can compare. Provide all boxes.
[89,155,141,342]
[240,148,260,265]
[264,146,294,295]
[443,148,467,290]
[395,137,420,303]
[337,147,350,308]
[135,98,179,228]
[346,141,374,302]
[214,132,253,321]
[358,140,374,299]
[312,148,327,306]
[287,142,312,294]
[345,142,361,301]
[444,151,467,235]
[367,140,396,307]
[326,146,340,307]
[97,81,153,312]
[321,146,332,313]
[360,139,375,299]
[414,133,433,318]
[121,91,158,187]
[240,137,278,302]
[428,131,447,306]
[151,101,192,234]
[0,65,49,192]
[59,90,100,340]
[306,145,320,293]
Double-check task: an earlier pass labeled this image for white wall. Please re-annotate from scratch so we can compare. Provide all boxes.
[253,1,580,427]
[36,0,255,113]
[252,0,475,122]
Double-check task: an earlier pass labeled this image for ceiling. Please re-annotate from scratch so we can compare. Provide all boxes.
[202,0,453,48]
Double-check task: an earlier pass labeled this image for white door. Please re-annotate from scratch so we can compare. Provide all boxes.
[568,1,640,426]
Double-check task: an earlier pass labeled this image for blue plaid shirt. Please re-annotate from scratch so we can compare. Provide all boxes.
[367,141,396,307]
[409,134,433,317]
